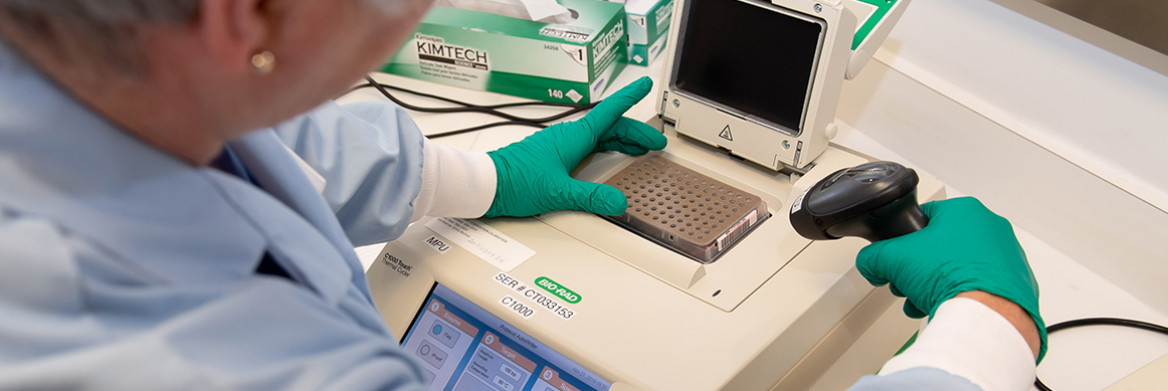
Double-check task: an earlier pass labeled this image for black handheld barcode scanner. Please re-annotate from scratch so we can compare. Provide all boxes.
[789,161,928,242]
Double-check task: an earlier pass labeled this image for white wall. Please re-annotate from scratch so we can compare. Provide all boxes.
[834,0,1168,313]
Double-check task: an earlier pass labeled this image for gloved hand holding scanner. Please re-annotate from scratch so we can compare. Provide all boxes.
[792,162,1045,390]
[857,197,1046,362]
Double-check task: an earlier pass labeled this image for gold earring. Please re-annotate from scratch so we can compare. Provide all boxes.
[250,51,276,75]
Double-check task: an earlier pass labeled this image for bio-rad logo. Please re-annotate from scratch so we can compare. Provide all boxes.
[591,20,624,59]
[414,34,489,70]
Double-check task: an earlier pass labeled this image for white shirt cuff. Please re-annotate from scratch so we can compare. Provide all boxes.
[410,138,496,220]
[877,297,1037,391]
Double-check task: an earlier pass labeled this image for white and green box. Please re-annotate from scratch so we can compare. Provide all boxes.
[618,0,673,66]
[381,0,628,104]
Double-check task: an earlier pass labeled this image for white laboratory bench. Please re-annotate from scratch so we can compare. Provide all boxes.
[348,58,1168,390]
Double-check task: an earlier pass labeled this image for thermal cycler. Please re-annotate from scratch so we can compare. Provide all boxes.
[365,0,943,389]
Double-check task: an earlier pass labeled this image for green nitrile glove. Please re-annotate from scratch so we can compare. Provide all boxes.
[856,196,1047,361]
[484,77,667,218]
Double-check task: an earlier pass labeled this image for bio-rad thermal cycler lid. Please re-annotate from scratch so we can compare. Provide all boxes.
[658,0,910,171]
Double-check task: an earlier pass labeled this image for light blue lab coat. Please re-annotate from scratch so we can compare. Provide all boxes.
[0,41,426,389]
[0,40,983,390]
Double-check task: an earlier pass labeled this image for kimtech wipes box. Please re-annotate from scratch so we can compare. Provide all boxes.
[618,0,673,66]
[381,0,628,104]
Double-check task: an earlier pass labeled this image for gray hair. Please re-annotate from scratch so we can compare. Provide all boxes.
[0,0,200,26]
[0,1,201,71]
[0,0,418,73]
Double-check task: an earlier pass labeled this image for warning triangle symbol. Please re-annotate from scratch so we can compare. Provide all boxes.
[718,125,734,141]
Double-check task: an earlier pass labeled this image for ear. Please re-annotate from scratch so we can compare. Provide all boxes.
[199,0,270,74]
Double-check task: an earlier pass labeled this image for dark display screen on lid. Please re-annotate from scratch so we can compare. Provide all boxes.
[672,0,826,135]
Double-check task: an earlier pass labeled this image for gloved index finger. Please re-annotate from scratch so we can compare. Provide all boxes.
[578,77,653,135]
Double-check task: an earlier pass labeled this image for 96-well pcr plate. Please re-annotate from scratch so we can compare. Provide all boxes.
[601,155,769,263]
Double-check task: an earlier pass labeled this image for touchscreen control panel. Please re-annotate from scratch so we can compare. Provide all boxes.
[402,284,611,391]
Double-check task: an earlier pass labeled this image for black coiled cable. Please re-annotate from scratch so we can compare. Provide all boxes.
[1035,317,1168,390]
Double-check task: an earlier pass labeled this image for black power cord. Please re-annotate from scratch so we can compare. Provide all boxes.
[1035,317,1168,391]
[354,77,599,138]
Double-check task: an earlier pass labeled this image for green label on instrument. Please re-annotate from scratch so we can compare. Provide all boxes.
[535,277,581,304]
